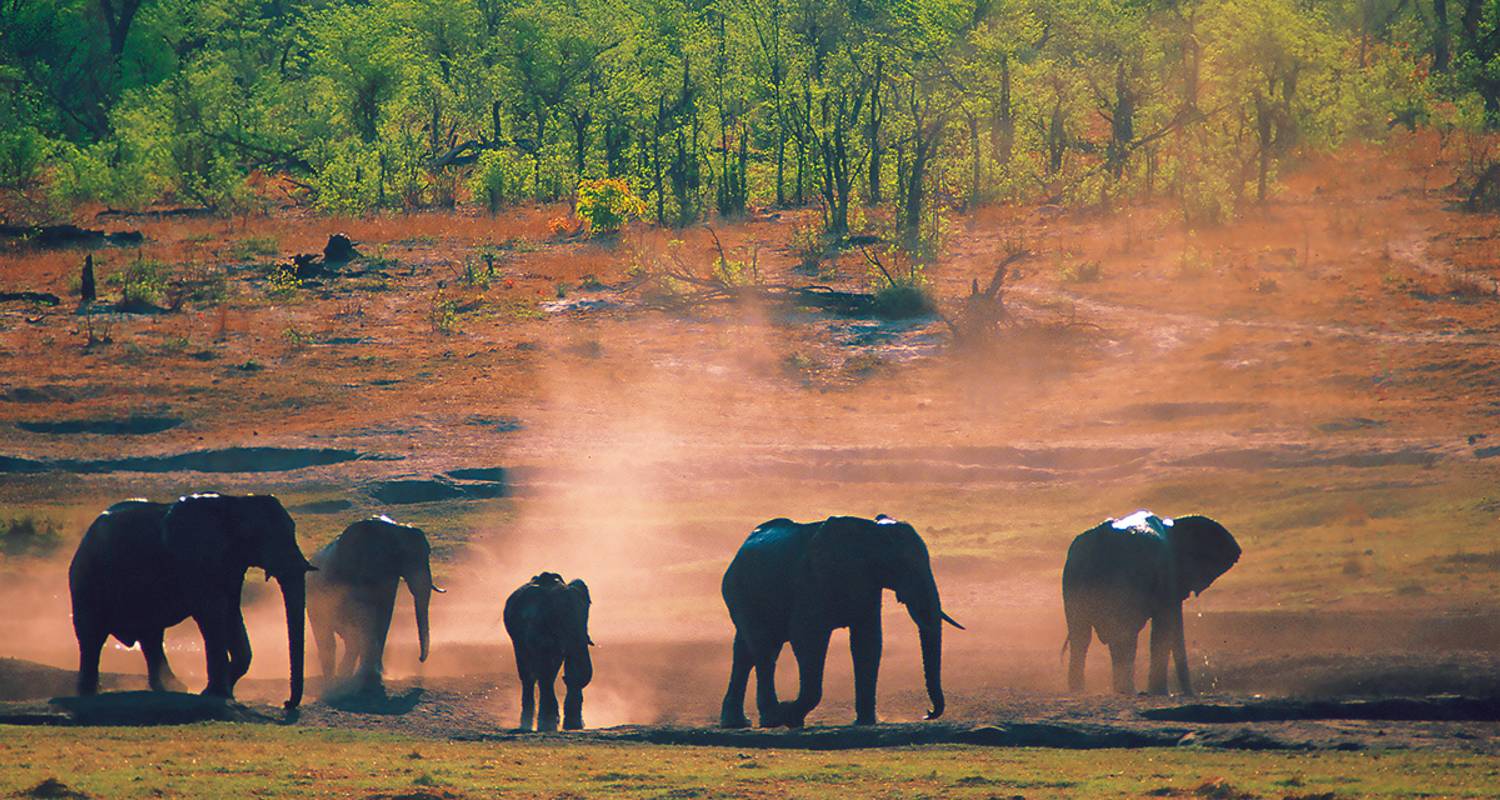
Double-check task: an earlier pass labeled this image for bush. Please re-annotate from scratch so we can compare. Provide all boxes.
[468,149,530,213]
[865,249,936,320]
[265,263,303,299]
[575,178,646,235]
[0,516,62,558]
[112,257,168,307]
[0,126,49,187]
[311,140,382,215]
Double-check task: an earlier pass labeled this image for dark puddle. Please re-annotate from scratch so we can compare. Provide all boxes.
[0,446,386,474]
[1143,695,1500,723]
[16,415,182,435]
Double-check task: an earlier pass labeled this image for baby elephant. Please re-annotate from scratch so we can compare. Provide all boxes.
[308,516,443,692]
[503,572,593,731]
[1062,511,1240,696]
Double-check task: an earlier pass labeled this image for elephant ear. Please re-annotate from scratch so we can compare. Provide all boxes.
[161,493,245,576]
[1170,515,1241,598]
[567,579,591,605]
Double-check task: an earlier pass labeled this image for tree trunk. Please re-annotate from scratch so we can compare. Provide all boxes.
[1433,0,1451,72]
[867,55,883,205]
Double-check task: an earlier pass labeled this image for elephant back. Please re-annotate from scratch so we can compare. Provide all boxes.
[317,517,421,586]
[504,573,589,653]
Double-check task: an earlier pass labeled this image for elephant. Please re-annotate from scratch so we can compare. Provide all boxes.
[719,514,963,729]
[1061,510,1241,696]
[307,515,443,692]
[503,572,592,731]
[68,493,314,709]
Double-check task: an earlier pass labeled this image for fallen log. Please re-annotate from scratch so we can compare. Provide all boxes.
[0,224,143,248]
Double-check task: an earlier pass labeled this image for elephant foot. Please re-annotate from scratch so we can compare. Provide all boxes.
[517,715,534,732]
[537,715,560,733]
[200,686,232,701]
[563,716,584,731]
[719,713,751,729]
[853,714,878,727]
[775,702,806,729]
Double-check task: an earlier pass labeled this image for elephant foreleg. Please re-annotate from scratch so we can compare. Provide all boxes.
[75,625,106,697]
[1167,605,1193,695]
[195,611,232,698]
[1107,633,1138,695]
[849,618,882,726]
[1148,609,1179,696]
[359,597,395,691]
[336,628,361,680]
[310,606,338,684]
[1066,618,1092,694]
[561,646,591,731]
[718,632,753,729]
[780,628,831,729]
[536,659,563,733]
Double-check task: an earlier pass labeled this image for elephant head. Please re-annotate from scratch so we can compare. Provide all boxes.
[390,522,442,663]
[827,515,963,720]
[1168,515,1241,599]
[327,517,444,663]
[162,493,314,709]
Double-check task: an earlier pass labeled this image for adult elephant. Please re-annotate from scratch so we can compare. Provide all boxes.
[307,515,443,691]
[503,572,592,731]
[719,515,963,729]
[68,493,314,709]
[1062,511,1241,696]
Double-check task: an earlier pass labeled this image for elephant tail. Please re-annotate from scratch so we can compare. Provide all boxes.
[1058,636,1070,666]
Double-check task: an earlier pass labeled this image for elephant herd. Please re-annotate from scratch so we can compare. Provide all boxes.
[67,493,1241,730]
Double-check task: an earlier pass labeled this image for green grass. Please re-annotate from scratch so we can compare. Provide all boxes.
[0,725,1495,799]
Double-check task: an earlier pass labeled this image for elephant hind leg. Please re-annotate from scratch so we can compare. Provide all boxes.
[718,632,753,729]
[143,631,184,692]
[780,629,831,729]
[849,618,882,726]
[750,640,784,728]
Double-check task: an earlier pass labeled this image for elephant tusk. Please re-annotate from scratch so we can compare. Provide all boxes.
[432,585,447,594]
[940,611,965,630]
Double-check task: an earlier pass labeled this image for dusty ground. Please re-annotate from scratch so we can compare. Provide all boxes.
[1,132,1499,757]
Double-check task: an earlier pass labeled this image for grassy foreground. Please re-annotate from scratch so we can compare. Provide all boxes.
[1,725,1496,799]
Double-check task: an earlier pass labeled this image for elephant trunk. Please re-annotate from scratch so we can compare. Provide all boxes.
[412,582,432,663]
[918,615,944,720]
[278,569,307,710]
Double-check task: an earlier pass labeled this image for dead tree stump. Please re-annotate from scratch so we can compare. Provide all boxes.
[80,254,96,303]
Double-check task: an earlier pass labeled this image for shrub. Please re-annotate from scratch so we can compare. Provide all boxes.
[1057,259,1102,283]
[791,222,830,273]
[264,264,303,298]
[0,515,62,558]
[575,178,646,235]
[112,258,168,307]
[0,126,49,187]
[311,140,382,215]
[864,248,936,320]
[429,291,460,334]
[468,149,529,213]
